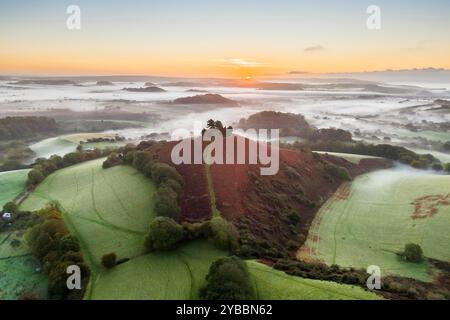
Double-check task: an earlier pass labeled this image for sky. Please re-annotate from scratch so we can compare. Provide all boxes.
[0,0,449,78]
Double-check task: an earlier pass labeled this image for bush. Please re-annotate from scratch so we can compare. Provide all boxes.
[144,217,184,251]
[200,256,256,300]
[102,153,122,169]
[325,164,352,181]
[101,252,117,269]
[401,243,423,263]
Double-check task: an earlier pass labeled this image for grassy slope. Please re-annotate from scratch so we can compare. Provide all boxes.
[299,168,450,282]
[0,169,29,208]
[20,158,157,266]
[313,151,380,164]
[20,158,380,300]
[248,261,380,300]
[29,137,77,159]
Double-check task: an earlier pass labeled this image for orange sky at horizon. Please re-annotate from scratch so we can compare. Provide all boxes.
[1,1,450,78]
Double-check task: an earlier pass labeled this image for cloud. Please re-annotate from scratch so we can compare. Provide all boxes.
[221,58,263,68]
[304,45,325,52]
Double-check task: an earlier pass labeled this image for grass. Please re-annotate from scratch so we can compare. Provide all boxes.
[62,133,118,144]
[91,241,380,300]
[247,261,381,300]
[90,240,225,300]
[299,167,450,282]
[0,169,29,208]
[19,158,381,300]
[81,141,126,151]
[0,231,48,300]
[29,137,77,159]
[313,151,381,164]
[20,158,157,267]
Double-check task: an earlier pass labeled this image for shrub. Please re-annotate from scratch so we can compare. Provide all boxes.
[144,217,184,251]
[101,252,117,269]
[401,243,423,263]
[102,152,122,169]
[325,164,352,181]
[200,256,256,300]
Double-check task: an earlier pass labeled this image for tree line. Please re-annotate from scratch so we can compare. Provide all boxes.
[0,117,58,141]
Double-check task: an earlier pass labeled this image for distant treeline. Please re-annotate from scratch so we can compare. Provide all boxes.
[293,140,447,171]
[0,117,58,140]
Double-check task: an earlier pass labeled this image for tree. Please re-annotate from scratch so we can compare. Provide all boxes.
[154,185,181,219]
[144,217,184,251]
[151,162,183,185]
[2,201,18,214]
[401,243,423,263]
[205,218,239,251]
[444,163,450,173]
[101,252,117,269]
[27,168,45,186]
[200,256,256,300]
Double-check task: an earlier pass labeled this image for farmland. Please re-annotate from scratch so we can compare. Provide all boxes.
[0,169,29,208]
[19,157,380,300]
[313,151,381,165]
[0,231,48,299]
[20,158,157,267]
[247,261,380,300]
[298,167,450,282]
[29,137,77,159]
[29,133,124,160]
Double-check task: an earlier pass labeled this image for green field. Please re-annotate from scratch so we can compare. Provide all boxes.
[0,231,48,300]
[20,158,157,267]
[91,241,379,300]
[299,167,450,282]
[20,158,380,300]
[81,141,126,151]
[313,151,380,164]
[29,137,78,159]
[247,261,380,300]
[0,169,29,208]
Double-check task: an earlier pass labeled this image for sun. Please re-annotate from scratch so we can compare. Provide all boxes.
[245,75,252,80]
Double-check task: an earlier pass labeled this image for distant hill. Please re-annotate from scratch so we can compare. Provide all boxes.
[9,79,77,86]
[173,94,237,105]
[96,81,114,86]
[238,111,313,137]
[123,86,166,92]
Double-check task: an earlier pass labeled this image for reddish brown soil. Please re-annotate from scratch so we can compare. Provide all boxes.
[411,194,450,219]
